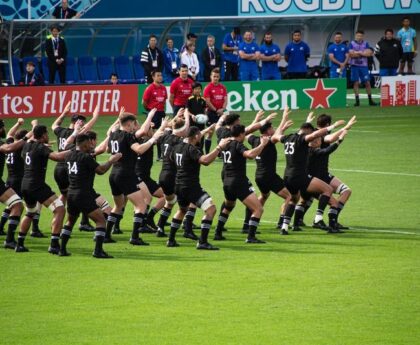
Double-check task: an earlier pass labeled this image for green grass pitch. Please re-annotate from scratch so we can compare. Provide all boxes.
[0,105,419,345]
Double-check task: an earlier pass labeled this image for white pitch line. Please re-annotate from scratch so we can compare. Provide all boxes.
[331,168,420,178]
[347,129,380,133]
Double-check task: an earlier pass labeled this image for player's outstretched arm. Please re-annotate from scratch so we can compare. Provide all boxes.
[199,137,231,166]
[324,116,356,143]
[243,135,270,159]
[7,118,24,139]
[245,112,277,134]
[94,136,110,156]
[305,120,345,142]
[48,149,71,162]
[52,101,71,131]
[272,120,294,143]
[0,133,31,154]
[81,103,100,133]
[135,108,157,138]
[95,153,122,175]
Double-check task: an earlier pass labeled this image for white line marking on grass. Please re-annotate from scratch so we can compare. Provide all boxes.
[348,129,380,133]
[331,168,420,178]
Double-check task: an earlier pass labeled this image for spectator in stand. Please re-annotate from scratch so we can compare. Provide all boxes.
[180,33,198,54]
[19,61,44,86]
[181,42,200,81]
[201,35,222,82]
[328,32,349,78]
[141,34,164,84]
[45,25,67,84]
[397,17,417,75]
[110,73,119,85]
[222,27,242,81]
[375,29,403,77]
[259,32,281,80]
[284,30,310,79]
[169,64,194,115]
[238,30,260,81]
[349,30,377,107]
[52,0,80,19]
[163,37,180,83]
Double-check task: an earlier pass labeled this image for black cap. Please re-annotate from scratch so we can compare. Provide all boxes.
[187,32,197,39]
[71,114,87,123]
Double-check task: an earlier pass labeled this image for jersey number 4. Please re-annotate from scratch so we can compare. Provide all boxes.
[284,142,295,155]
[67,162,78,174]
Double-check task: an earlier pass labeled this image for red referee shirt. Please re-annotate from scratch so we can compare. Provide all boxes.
[203,82,227,110]
[143,83,167,111]
[170,77,194,107]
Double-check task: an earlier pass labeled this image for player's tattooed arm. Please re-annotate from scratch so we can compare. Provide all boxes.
[52,101,71,131]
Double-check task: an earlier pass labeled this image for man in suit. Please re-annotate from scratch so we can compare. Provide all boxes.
[201,35,222,82]
[45,26,67,84]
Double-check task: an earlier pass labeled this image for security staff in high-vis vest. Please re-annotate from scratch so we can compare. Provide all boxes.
[238,30,260,81]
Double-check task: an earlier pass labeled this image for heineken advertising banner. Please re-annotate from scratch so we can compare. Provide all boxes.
[239,0,420,17]
[138,78,347,114]
[0,79,346,118]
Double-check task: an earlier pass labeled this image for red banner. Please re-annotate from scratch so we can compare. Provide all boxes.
[0,84,139,118]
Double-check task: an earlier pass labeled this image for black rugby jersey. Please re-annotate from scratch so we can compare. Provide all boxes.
[172,141,202,187]
[21,141,52,188]
[65,149,99,193]
[248,135,277,178]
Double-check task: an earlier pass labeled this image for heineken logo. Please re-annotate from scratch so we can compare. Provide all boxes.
[303,79,338,109]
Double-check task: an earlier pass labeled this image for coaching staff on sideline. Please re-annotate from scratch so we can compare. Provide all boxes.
[222,27,242,81]
[141,34,164,84]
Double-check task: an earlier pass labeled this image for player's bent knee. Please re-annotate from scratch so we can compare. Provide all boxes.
[336,183,350,195]
[167,195,177,205]
[201,197,214,212]
[48,198,64,212]
[5,194,22,209]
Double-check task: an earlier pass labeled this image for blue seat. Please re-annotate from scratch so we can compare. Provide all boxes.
[65,57,79,84]
[4,57,22,84]
[132,54,145,83]
[78,56,99,83]
[41,57,60,84]
[115,55,135,83]
[97,56,114,81]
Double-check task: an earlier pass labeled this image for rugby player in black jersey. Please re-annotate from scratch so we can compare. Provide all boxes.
[51,101,99,231]
[0,119,44,237]
[155,110,190,237]
[214,124,270,243]
[280,116,346,233]
[61,134,122,258]
[293,115,356,230]
[167,126,231,249]
[0,120,32,249]
[246,107,296,234]
[105,111,167,246]
[17,125,70,253]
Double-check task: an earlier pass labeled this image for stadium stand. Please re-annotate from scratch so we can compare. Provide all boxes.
[78,55,99,83]
[96,56,114,82]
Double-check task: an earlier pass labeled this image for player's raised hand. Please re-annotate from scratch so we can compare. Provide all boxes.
[31,119,38,128]
[74,119,84,132]
[176,107,185,118]
[148,108,157,119]
[281,120,294,131]
[255,110,265,121]
[218,137,231,149]
[306,111,315,123]
[93,103,100,118]
[345,115,357,130]
[63,101,71,114]
[17,118,25,126]
[334,120,346,128]
[266,112,278,122]
[119,106,126,117]
[282,105,291,119]
[260,135,270,146]
[109,152,122,163]
[339,129,348,140]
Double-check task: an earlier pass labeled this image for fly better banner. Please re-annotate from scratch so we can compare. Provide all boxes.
[0,79,346,118]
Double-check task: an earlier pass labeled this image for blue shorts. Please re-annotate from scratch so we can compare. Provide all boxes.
[262,69,281,80]
[330,68,346,78]
[379,68,398,77]
[351,66,370,83]
[240,68,259,81]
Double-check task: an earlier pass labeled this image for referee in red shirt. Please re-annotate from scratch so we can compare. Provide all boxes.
[142,70,167,159]
[203,68,228,152]
[169,64,194,116]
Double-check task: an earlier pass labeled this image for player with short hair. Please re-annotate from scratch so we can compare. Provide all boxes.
[397,17,417,75]
[17,125,70,253]
[166,126,231,249]
[60,134,122,258]
[238,30,260,81]
[328,32,349,79]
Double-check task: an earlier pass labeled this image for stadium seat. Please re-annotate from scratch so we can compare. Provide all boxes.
[78,56,99,83]
[65,57,79,84]
[22,56,41,75]
[96,56,114,81]
[132,54,146,83]
[4,56,22,84]
[41,57,60,84]
[114,55,135,83]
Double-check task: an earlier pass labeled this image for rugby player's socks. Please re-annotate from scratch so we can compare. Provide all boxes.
[282,204,296,231]
[248,217,260,239]
[17,232,27,247]
[337,202,345,216]
[314,194,330,223]
[183,207,196,233]
[215,210,229,236]
[157,207,171,231]
[60,225,73,250]
[277,215,284,228]
[105,212,119,238]
[131,213,144,240]
[293,204,305,226]
[199,219,212,244]
[328,207,339,229]
[0,208,11,232]
[95,228,106,252]
[6,215,20,243]
[114,207,124,230]
[148,207,158,221]
[50,234,60,249]
[204,139,212,154]
[242,208,251,230]
[32,212,41,232]
[168,218,182,241]
[81,212,90,226]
